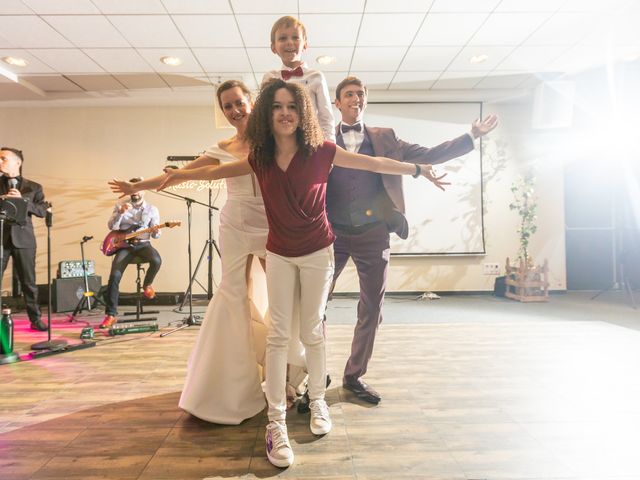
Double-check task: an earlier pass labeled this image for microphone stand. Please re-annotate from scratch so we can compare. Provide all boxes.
[159,190,218,337]
[32,204,67,352]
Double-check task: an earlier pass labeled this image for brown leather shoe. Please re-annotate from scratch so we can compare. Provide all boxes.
[343,378,381,404]
[100,315,117,329]
[143,285,156,299]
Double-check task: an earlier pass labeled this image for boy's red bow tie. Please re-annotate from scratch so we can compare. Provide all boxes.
[281,66,304,80]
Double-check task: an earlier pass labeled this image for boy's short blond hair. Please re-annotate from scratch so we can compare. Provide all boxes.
[270,15,307,43]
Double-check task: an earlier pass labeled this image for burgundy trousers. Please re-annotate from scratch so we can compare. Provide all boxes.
[332,222,390,382]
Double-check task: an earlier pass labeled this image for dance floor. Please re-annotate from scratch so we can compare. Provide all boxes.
[1,292,640,480]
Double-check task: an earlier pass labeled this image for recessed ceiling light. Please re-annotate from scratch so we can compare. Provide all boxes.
[2,56,28,67]
[160,56,182,66]
[316,55,336,65]
[470,54,489,64]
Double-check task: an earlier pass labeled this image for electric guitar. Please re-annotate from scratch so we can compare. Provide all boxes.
[100,221,181,256]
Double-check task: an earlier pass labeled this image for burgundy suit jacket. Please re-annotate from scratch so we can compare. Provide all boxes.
[335,124,474,238]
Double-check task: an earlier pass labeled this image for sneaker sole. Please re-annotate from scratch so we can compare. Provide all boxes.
[266,450,294,468]
[310,423,332,435]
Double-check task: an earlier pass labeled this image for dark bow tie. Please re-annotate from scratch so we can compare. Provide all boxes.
[341,123,362,133]
[281,66,304,81]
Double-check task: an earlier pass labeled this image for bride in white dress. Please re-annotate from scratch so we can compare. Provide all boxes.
[109,80,306,424]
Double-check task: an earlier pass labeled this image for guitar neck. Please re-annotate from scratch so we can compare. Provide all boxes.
[124,224,164,240]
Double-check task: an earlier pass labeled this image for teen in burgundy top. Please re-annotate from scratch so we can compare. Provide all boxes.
[156,78,447,468]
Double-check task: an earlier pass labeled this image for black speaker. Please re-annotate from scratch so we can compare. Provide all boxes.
[566,230,614,290]
[52,276,102,313]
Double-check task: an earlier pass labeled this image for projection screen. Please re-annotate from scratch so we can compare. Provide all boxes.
[363,102,485,256]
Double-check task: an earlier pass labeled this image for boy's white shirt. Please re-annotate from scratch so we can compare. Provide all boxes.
[262,62,336,142]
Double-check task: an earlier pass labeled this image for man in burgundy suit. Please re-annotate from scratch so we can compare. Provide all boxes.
[327,76,497,404]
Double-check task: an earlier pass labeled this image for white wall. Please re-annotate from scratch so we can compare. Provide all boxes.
[0,98,567,295]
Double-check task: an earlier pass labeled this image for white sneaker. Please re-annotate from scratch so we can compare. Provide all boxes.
[265,421,294,468]
[309,399,332,435]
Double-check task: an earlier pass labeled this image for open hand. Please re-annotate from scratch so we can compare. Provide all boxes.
[156,169,182,191]
[421,165,450,191]
[109,178,135,198]
[471,114,498,139]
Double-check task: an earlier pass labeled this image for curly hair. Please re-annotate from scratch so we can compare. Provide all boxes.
[246,79,324,169]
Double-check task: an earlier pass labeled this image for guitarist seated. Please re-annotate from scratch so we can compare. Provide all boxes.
[101,177,162,329]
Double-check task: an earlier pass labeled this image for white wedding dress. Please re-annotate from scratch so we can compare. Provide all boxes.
[178,145,306,424]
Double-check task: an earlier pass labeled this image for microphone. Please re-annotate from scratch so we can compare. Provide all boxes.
[45,201,53,228]
[82,235,93,242]
[7,178,18,190]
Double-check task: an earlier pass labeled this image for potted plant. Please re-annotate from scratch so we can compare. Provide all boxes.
[505,173,549,302]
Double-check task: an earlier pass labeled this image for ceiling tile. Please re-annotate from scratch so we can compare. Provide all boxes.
[474,72,531,89]
[160,73,211,87]
[559,0,634,13]
[299,14,361,47]
[0,49,55,73]
[172,15,243,47]
[0,33,13,48]
[28,49,105,73]
[300,0,364,13]
[400,46,462,71]
[389,71,439,90]
[246,47,282,72]
[432,71,484,89]
[113,73,167,89]
[357,13,425,46]
[0,0,33,14]
[524,13,599,46]
[365,0,433,12]
[447,45,513,70]
[304,47,354,71]
[0,16,73,48]
[496,45,569,71]
[469,13,552,46]
[92,0,165,14]
[43,15,129,48]
[580,9,640,47]
[430,0,501,13]
[108,15,186,48]
[137,48,203,72]
[235,14,296,48]
[21,75,84,91]
[546,44,621,73]
[351,46,406,71]
[193,48,253,72]
[66,74,125,90]
[21,0,100,14]
[162,0,232,14]
[495,0,561,12]
[230,0,297,14]
[82,48,155,72]
[414,13,488,46]
[348,71,395,89]
[322,71,349,89]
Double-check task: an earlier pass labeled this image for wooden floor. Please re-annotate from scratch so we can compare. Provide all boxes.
[1,293,640,480]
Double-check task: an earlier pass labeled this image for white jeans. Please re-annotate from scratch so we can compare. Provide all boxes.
[265,245,334,422]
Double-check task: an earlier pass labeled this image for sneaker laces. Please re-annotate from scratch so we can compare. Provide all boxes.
[310,400,329,421]
[267,422,290,450]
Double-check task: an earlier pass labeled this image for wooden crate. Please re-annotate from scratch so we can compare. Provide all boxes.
[504,257,549,302]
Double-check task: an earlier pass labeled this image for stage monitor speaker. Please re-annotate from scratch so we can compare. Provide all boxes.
[52,276,102,313]
[532,81,575,130]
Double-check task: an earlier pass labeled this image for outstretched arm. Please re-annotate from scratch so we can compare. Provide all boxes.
[471,114,498,139]
[108,155,220,198]
[157,160,253,190]
[333,146,450,190]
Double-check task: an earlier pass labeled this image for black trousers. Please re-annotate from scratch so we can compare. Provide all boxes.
[1,242,41,323]
[105,243,162,316]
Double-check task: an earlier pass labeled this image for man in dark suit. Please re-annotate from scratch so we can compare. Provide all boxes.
[0,147,48,331]
[327,76,497,404]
